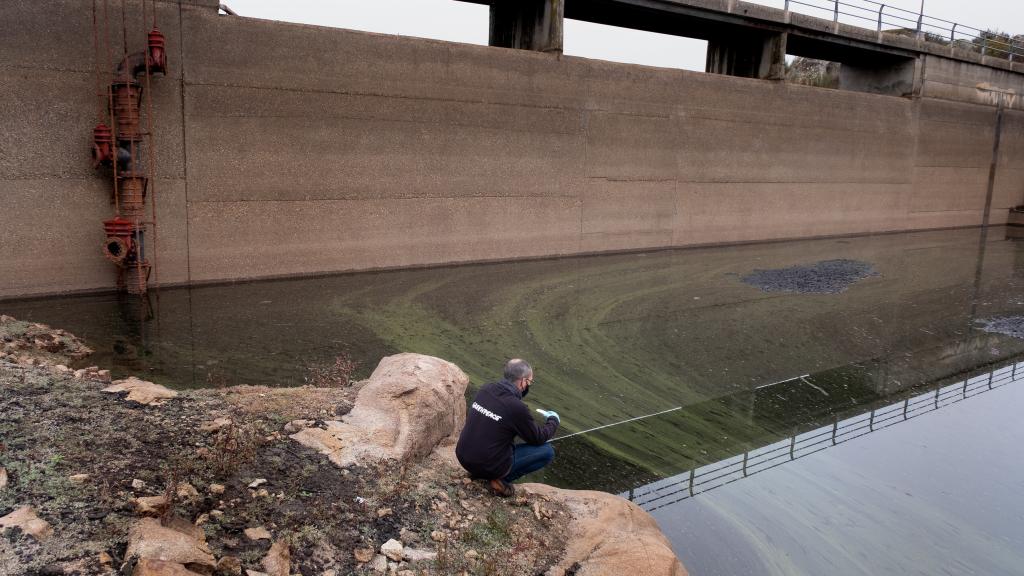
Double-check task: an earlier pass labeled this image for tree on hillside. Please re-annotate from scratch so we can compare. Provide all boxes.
[785,57,840,89]
[971,30,1021,60]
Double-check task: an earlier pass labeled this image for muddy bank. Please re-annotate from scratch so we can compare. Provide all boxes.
[0,317,684,575]
[741,259,879,294]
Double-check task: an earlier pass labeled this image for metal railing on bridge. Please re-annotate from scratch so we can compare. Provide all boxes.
[781,0,1023,62]
[625,360,1024,512]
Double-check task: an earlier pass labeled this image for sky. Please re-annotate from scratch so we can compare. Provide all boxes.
[225,0,1023,71]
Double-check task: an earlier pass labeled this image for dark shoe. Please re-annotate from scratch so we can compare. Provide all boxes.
[489,479,515,498]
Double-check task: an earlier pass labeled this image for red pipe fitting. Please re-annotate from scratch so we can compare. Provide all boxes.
[147,27,167,75]
[101,217,137,264]
[124,261,152,295]
[117,173,148,218]
[91,123,114,168]
[110,80,143,141]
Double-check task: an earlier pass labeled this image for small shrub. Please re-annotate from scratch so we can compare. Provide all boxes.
[305,353,360,388]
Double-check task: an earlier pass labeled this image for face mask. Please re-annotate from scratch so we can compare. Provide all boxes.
[521,383,530,398]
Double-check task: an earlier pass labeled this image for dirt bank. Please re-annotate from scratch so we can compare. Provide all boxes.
[0,316,684,575]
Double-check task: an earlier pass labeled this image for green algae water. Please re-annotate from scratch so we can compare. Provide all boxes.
[5,227,1024,575]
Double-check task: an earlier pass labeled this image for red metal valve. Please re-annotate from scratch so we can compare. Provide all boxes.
[147,27,167,75]
[91,123,114,168]
[103,217,136,239]
[102,217,137,264]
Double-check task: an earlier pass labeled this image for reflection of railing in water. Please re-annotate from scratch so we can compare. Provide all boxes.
[624,361,1024,512]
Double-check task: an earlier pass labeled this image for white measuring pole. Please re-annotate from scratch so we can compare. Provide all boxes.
[549,406,684,443]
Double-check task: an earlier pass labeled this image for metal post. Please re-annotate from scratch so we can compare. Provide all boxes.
[831,420,838,445]
[833,0,839,23]
[877,4,885,32]
[981,37,988,57]
[784,0,790,10]
[869,409,875,431]
[688,469,695,497]
[963,379,969,398]
[950,23,957,42]
[988,371,993,390]
[903,398,909,419]
[916,0,924,38]
[789,435,796,459]
[742,451,749,477]
[934,387,940,408]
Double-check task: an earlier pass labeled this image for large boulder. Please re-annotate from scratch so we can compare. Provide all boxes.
[523,484,687,576]
[291,353,468,467]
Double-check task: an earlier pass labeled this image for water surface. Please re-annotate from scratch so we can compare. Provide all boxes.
[5,227,1024,574]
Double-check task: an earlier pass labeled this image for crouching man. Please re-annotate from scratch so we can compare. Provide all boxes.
[455,358,560,497]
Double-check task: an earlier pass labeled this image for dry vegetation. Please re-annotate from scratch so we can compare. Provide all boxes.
[0,318,568,576]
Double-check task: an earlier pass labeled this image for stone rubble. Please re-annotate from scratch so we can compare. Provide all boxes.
[368,554,387,573]
[0,506,53,541]
[103,377,178,405]
[216,556,242,575]
[262,540,290,576]
[132,558,207,576]
[132,495,170,516]
[199,417,233,433]
[244,526,272,541]
[124,518,216,569]
[380,538,404,561]
[176,482,200,502]
[353,547,374,563]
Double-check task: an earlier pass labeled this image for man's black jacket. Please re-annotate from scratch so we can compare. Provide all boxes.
[455,379,559,480]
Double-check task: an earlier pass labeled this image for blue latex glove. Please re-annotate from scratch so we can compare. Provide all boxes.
[535,408,560,424]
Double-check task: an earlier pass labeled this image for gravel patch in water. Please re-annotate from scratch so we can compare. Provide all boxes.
[976,316,1024,339]
[741,259,879,294]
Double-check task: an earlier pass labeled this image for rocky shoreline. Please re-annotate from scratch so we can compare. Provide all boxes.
[0,316,686,575]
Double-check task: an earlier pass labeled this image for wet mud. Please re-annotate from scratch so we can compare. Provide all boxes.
[740,259,879,294]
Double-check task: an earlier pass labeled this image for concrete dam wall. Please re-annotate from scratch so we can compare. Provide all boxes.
[2,0,1023,299]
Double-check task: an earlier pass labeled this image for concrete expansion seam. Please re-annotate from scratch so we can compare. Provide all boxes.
[184,80,576,115]
[177,0,192,284]
[578,106,588,252]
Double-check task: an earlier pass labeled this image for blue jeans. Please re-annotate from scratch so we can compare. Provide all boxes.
[503,443,555,483]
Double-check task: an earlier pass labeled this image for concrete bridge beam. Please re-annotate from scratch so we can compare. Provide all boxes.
[706,31,787,80]
[489,0,565,53]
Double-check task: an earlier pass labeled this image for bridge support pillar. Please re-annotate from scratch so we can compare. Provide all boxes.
[489,0,564,53]
[706,31,787,80]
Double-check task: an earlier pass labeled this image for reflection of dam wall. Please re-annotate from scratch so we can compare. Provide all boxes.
[592,228,1024,397]
[3,1,1024,299]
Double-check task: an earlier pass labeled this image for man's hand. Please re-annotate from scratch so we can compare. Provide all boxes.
[535,408,560,424]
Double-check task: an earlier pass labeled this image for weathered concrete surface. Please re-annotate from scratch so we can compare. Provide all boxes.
[922,55,1024,110]
[2,2,1024,298]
